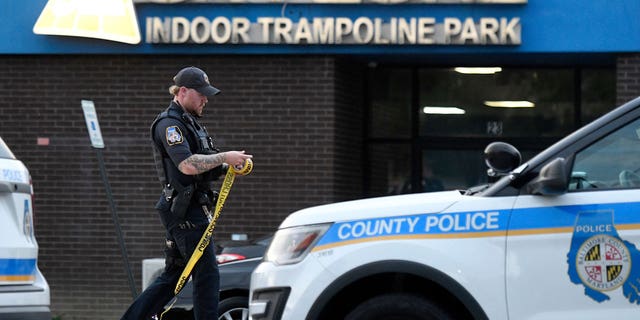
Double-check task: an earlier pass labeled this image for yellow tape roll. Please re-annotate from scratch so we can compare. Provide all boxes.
[231,158,253,176]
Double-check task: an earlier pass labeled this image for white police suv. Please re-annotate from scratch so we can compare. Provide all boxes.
[0,137,51,319]
[250,97,640,320]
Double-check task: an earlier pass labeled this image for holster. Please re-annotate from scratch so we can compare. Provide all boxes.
[196,188,219,212]
[168,183,194,221]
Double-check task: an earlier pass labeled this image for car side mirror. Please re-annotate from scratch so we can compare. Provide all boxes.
[484,142,521,177]
[527,157,568,196]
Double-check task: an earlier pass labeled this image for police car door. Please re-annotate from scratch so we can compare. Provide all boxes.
[507,116,640,319]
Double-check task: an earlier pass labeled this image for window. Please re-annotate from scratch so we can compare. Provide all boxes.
[369,143,411,196]
[365,65,616,198]
[419,68,574,138]
[420,149,487,192]
[368,68,412,138]
[581,68,616,124]
[570,118,640,191]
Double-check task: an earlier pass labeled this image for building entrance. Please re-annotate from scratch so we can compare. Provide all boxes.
[366,66,615,197]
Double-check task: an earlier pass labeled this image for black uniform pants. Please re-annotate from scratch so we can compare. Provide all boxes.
[120,197,219,320]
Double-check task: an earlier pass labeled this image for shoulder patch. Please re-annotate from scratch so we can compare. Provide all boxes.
[166,126,184,145]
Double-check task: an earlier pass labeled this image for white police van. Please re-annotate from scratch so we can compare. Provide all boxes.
[250,97,640,320]
[0,137,51,320]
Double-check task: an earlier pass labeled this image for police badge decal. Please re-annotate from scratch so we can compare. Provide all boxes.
[166,126,183,145]
[567,209,640,304]
[575,234,631,292]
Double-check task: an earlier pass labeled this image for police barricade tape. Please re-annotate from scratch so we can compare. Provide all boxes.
[160,158,253,319]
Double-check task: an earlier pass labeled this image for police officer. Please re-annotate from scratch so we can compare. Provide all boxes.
[120,66,252,320]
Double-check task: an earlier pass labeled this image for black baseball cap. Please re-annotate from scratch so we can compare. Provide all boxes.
[173,66,220,97]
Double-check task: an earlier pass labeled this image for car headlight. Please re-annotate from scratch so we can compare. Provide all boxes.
[265,224,331,265]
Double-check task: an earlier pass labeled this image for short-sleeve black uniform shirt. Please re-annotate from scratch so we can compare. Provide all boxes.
[152,101,199,188]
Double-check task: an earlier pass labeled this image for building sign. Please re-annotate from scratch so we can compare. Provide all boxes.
[33,0,522,46]
[145,16,521,45]
[15,0,639,55]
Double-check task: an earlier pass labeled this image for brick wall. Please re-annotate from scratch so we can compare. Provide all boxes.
[0,55,361,319]
[617,54,640,104]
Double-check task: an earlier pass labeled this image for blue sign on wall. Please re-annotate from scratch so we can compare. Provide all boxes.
[4,0,640,55]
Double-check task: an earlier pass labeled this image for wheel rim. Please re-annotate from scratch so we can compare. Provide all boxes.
[218,307,249,320]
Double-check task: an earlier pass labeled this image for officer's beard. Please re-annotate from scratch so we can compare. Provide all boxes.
[177,100,203,118]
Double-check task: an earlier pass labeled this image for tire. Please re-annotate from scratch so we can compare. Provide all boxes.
[218,296,249,320]
[345,293,454,320]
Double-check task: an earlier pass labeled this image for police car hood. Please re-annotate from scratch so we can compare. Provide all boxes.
[280,190,464,228]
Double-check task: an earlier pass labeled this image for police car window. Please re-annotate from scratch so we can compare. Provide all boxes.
[570,117,640,191]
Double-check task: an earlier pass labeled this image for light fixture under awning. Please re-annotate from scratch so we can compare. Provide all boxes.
[454,67,502,74]
[423,106,466,115]
[484,101,535,108]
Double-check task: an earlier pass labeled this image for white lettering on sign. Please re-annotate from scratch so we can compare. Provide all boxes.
[335,211,501,241]
[575,224,613,233]
[424,211,500,232]
[338,216,421,239]
[145,16,521,45]
[148,16,251,44]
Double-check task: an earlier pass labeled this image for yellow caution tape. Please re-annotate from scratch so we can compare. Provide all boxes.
[161,158,252,319]
[175,158,253,294]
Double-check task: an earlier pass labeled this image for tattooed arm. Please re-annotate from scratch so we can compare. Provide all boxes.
[178,150,252,175]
